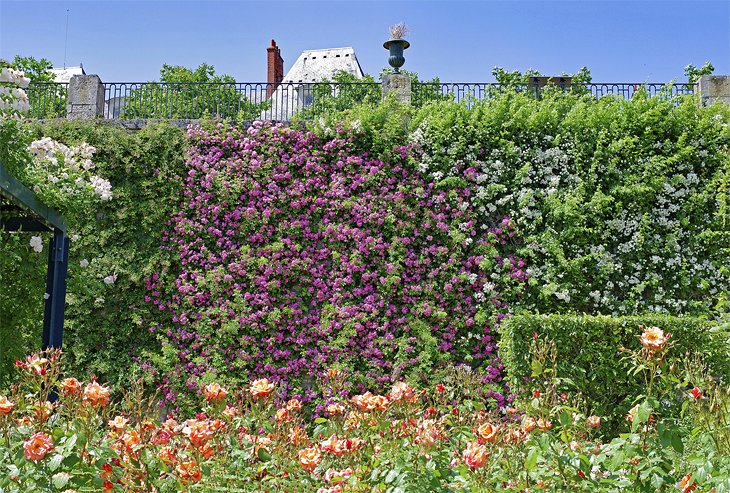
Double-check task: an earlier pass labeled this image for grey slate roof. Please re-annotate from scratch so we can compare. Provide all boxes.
[264,47,364,120]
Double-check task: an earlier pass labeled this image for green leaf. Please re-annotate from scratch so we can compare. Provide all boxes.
[671,433,684,453]
[257,447,272,462]
[385,469,399,484]
[48,453,64,472]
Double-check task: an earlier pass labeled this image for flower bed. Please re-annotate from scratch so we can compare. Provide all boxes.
[1,325,729,492]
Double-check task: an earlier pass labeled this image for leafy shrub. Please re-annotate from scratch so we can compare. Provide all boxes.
[409,89,730,316]
[499,313,730,432]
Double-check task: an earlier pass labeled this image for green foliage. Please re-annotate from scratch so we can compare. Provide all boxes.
[11,56,54,83]
[499,314,729,433]
[11,55,66,118]
[491,66,542,86]
[120,63,269,119]
[294,71,381,120]
[409,88,730,315]
[1,120,188,389]
[684,61,715,84]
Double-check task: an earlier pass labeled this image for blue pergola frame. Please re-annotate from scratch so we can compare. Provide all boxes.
[0,160,69,350]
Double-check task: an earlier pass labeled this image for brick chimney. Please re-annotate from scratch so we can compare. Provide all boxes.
[267,39,284,98]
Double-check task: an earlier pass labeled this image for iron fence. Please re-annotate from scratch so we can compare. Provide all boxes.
[25,81,697,120]
[411,82,696,106]
[103,82,381,121]
[24,82,68,118]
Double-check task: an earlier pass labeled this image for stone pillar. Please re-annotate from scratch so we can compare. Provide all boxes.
[382,74,411,105]
[698,75,730,106]
[67,75,105,119]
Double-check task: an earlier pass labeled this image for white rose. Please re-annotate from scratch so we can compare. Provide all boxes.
[29,236,43,253]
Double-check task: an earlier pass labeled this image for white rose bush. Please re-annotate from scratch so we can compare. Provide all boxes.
[1,59,117,380]
[409,88,730,316]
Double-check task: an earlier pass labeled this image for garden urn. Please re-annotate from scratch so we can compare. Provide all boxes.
[383,38,410,73]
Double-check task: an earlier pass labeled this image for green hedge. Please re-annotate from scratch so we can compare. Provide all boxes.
[499,313,730,432]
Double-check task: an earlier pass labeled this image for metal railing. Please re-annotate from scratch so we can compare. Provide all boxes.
[25,81,697,120]
[411,82,696,106]
[103,82,381,120]
[24,82,68,118]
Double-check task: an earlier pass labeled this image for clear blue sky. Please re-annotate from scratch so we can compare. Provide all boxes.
[1,0,728,83]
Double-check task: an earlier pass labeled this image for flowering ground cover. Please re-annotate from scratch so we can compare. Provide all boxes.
[1,326,729,492]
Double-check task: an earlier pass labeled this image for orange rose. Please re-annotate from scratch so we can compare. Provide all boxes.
[203,382,228,403]
[324,467,354,484]
[521,416,537,433]
[639,326,670,352]
[249,378,275,399]
[327,368,342,380]
[414,419,443,448]
[298,446,321,472]
[157,446,178,465]
[326,403,346,416]
[0,396,15,415]
[679,473,697,493]
[537,418,552,431]
[84,381,110,407]
[198,442,216,459]
[320,434,347,456]
[586,416,601,428]
[288,425,309,446]
[182,419,215,447]
[121,430,141,454]
[275,408,290,422]
[351,392,389,412]
[108,415,129,432]
[286,398,303,412]
[175,460,202,484]
[462,441,487,469]
[24,432,54,461]
[222,406,240,418]
[59,377,82,397]
[477,422,499,442]
[34,401,53,422]
[390,381,417,403]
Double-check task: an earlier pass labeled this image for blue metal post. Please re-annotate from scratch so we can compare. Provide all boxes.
[42,231,69,350]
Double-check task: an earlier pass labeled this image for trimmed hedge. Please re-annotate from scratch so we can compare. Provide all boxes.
[499,314,730,432]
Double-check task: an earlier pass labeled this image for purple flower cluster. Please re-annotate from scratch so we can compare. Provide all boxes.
[147,122,526,408]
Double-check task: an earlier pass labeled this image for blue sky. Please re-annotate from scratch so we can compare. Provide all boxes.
[1,1,728,83]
